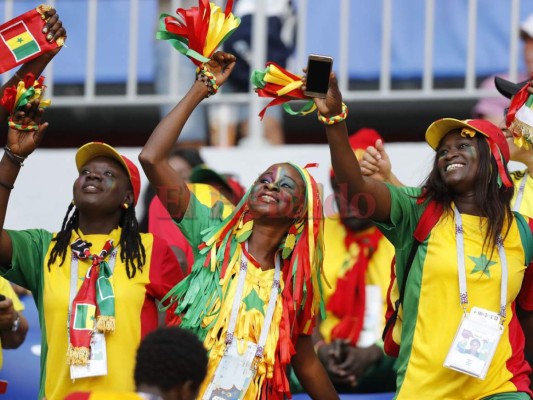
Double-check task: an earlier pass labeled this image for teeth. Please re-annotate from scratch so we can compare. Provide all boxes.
[446,163,464,172]
[261,194,276,203]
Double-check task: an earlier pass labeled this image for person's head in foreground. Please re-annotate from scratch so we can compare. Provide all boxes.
[424,118,514,249]
[49,142,145,277]
[134,327,208,400]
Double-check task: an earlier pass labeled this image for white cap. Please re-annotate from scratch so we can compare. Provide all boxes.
[520,14,533,39]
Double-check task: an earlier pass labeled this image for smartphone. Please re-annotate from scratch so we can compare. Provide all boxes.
[304,54,333,98]
[0,295,5,301]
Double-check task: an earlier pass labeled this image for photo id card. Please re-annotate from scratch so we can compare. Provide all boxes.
[443,307,503,379]
[202,340,258,400]
[70,332,108,380]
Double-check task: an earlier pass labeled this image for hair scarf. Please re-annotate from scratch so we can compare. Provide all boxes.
[66,238,116,365]
[327,226,383,346]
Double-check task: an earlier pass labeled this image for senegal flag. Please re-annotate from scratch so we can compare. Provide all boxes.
[0,21,40,62]
[0,5,64,74]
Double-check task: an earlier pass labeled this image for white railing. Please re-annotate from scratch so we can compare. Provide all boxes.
[0,0,528,145]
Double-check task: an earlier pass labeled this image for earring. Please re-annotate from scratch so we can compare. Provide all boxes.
[121,203,129,210]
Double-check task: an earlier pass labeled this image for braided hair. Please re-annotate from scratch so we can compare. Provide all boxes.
[47,201,146,278]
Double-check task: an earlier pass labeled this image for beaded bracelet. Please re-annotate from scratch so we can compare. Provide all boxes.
[317,102,348,125]
[196,66,219,97]
[4,146,26,167]
[8,120,39,132]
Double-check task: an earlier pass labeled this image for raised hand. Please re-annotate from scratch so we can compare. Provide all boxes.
[42,7,67,47]
[361,139,391,179]
[303,71,343,117]
[205,51,236,87]
[7,100,48,158]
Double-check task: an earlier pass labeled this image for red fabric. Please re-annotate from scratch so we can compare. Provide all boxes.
[507,83,531,128]
[148,196,194,273]
[144,234,184,335]
[505,303,533,397]
[327,227,383,346]
[0,7,60,74]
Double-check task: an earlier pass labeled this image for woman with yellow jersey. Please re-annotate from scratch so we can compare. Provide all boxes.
[317,73,533,399]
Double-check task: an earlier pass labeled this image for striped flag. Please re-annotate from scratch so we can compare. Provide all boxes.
[0,6,63,74]
[73,303,96,331]
[0,21,40,62]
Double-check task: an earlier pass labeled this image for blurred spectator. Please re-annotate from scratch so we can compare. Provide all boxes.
[312,129,396,394]
[472,13,533,126]
[219,0,296,146]
[0,277,28,368]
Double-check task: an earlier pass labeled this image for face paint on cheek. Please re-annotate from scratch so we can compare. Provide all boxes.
[467,145,478,159]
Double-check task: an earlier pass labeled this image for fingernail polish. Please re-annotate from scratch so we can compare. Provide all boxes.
[46,34,53,41]
[42,26,48,34]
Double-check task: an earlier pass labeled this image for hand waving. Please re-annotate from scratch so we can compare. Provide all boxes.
[7,100,48,158]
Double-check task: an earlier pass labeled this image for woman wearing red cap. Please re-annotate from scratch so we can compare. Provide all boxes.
[139,51,338,400]
[317,74,533,399]
[0,103,182,399]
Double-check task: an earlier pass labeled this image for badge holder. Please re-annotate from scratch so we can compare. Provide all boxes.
[202,340,258,400]
[202,246,281,400]
[70,332,108,379]
[443,209,508,380]
[443,307,503,379]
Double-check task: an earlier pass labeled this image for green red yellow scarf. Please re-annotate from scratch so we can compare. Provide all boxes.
[66,238,116,366]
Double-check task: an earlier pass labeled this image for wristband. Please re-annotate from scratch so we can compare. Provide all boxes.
[196,65,219,97]
[4,146,26,167]
[8,120,39,132]
[317,102,348,125]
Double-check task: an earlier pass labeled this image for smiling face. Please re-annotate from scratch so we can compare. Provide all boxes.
[248,163,306,220]
[436,130,481,194]
[73,156,133,215]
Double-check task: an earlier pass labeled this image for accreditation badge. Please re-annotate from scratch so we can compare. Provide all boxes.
[443,307,503,379]
[202,340,258,400]
[70,332,108,379]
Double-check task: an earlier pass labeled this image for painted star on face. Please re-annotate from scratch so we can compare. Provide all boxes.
[468,254,497,278]
[242,288,265,315]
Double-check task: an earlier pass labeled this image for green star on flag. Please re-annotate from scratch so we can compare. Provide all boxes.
[242,288,265,315]
[468,254,497,278]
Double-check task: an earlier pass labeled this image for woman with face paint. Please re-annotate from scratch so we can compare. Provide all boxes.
[0,100,183,399]
[139,51,338,400]
[316,74,533,399]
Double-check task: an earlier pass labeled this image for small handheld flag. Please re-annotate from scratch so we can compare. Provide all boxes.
[0,5,65,74]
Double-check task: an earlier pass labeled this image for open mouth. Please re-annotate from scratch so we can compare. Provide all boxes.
[445,163,465,172]
[82,184,100,192]
[260,194,278,203]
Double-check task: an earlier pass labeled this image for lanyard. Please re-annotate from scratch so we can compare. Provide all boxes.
[225,242,281,360]
[454,207,507,320]
[68,249,118,328]
[512,171,528,212]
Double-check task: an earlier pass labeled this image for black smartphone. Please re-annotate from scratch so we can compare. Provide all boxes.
[304,54,333,98]
[0,295,5,301]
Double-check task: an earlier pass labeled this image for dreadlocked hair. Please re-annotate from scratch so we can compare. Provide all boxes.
[47,202,146,278]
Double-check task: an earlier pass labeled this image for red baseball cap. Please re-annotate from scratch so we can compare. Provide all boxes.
[75,142,141,205]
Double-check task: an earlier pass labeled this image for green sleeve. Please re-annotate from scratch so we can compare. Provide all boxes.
[3,229,53,294]
[372,184,423,249]
[176,191,226,252]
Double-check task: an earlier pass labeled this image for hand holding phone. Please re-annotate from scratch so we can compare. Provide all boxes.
[304,54,333,98]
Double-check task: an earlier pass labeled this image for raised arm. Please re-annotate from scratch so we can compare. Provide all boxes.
[138,52,235,221]
[311,74,392,222]
[0,101,48,268]
[0,8,66,123]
